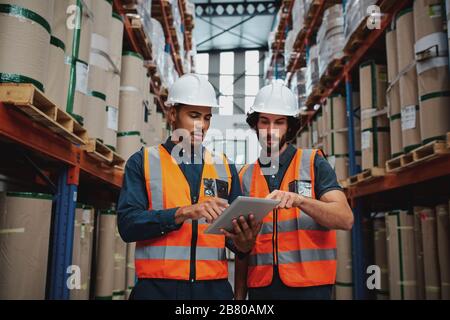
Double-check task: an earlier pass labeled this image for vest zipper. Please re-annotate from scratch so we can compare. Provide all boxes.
[273,208,278,265]
[190,195,198,282]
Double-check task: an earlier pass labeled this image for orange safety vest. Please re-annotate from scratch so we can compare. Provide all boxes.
[136,144,232,281]
[239,148,337,288]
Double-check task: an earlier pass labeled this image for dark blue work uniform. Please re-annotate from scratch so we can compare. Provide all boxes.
[117,138,243,300]
[247,144,342,300]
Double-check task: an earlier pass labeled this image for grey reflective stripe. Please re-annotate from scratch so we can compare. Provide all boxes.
[148,146,163,210]
[260,215,329,234]
[241,164,255,196]
[249,252,273,266]
[300,149,313,181]
[278,249,337,264]
[136,246,226,261]
[249,249,336,266]
[197,218,208,225]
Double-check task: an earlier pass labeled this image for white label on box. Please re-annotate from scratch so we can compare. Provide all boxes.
[75,61,89,95]
[82,209,91,224]
[80,224,86,240]
[328,155,336,170]
[401,106,416,130]
[107,106,119,131]
[362,131,371,150]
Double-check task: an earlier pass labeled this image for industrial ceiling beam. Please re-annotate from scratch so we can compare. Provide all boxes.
[195,1,279,17]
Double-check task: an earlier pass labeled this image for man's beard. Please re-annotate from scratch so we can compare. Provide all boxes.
[256,132,287,157]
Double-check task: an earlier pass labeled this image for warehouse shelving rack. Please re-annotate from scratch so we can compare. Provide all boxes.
[266,0,450,299]
[0,0,185,299]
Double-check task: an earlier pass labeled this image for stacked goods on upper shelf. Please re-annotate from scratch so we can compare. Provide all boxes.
[104,12,124,151]
[70,204,95,300]
[0,0,54,94]
[0,192,53,299]
[171,0,184,64]
[95,208,117,300]
[305,45,319,98]
[372,212,389,300]
[359,61,390,170]
[322,92,361,182]
[385,24,403,159]
[396,8,421,153]
[343,0,378,47]
[317,4,345,78]
[117,51,146,161]
[85,0,113,143]
[55,0,93,124]
[284,30,297,68]
[184,0,196,73]
[413,0,450,144]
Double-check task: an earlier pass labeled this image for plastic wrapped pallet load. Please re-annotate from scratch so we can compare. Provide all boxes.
[0,192,53,299]
[126,242,136,299]
[335,230,353,300]
[70,204,94,300]
[113,225,127,300]
[385,210,418,300]
[386,25,403,158]
[373,213,389,299]
[359,61,390,170]
[419,207,441,299]
[436,204,450,300]
[0,0,53,93]
[343,0,378,46]
[396,8,421,153]
[414,0,450,144]
[95,208,116,300]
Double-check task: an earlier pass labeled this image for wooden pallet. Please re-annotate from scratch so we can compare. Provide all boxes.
[305,84,324,108]
[347,174,359,186]
[0,83,88,145]
[386,152,415,172]
[339,179,349,189]
[412,140,449,162]
[111,150,126,170]
[357,167,386,183]
[129,16,153,61]
[82,139,113,163]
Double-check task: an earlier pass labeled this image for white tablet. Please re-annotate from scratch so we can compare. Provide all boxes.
[204,196,280,235]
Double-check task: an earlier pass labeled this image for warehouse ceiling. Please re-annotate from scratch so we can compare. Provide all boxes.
[192,0,280,52]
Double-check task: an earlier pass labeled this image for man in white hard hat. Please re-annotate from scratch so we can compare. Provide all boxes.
[117,74,261,300]
[235,80,354,300]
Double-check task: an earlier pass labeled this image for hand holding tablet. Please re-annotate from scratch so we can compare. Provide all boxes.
[204,196,280,234]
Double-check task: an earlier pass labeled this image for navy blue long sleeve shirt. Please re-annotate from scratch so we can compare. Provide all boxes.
[117,138,243,250]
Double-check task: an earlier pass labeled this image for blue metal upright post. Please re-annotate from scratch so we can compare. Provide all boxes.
[48,166,79,299]
[345,74,367,300]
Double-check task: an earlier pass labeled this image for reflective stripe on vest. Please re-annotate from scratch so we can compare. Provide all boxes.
[136,144,231,281]
[240,148,337,288]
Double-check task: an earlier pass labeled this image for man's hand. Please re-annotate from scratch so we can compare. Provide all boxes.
[221,214,262,254]
[175,198,229,224]
[266,190,304,209]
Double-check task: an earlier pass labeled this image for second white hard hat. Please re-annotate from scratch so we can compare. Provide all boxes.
[248,80,299,117]
[166,73,220,108]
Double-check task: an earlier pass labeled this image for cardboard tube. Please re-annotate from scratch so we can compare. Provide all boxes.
[113,227,127,300]
[110,13,124,70]
[419,93,450,143]
[84,93,107,142]
[121,53,144,92]
[373,214,389,300]
[0,192,52,299]
[95,210,116,300]
[413,207,426,299]
[436,204,450,300]
[413,0,445,43]
[117,133,142,161]
[47,37,66,109]
[118,90,144,133]
[420,207,441,300]
[0,6,51,93]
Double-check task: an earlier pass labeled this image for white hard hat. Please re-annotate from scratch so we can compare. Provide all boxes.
[248,80,299,116]
[166,73,220,108]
